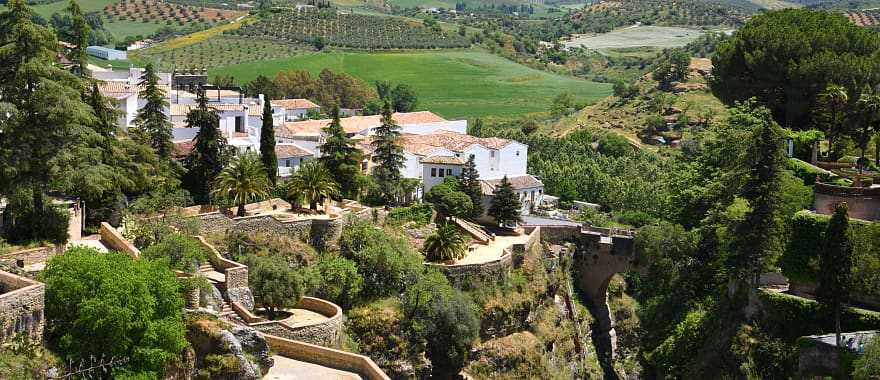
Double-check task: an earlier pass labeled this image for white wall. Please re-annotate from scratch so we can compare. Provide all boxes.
[402,152,422,179]
[497,142,528,177]
[461,145,496,179]
[422,163,462,193]
[277,155,313,175]
[120,95,138,129]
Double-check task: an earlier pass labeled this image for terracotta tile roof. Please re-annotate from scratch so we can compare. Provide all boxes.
[421,156,465,165]
[275,143,313,158]
[204,89,241,98]
[278,111,447,138]
[171,140,194,159]
[272,99,320,109]
[97,81,171,98]
[480,175,544,195]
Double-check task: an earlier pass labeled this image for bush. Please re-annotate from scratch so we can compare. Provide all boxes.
[42,248,187,375]
[386,203,433,226]
[338,219,423,298]
[759,291,880,341]
[787,158,834,186]
[597,133,632,158]
[308,255,363,308]
[141,233,209,272]
[246,254,304,319]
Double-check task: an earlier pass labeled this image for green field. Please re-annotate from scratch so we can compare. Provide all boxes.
[210,50,612,119]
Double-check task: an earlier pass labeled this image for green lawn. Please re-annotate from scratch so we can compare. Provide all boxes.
[210,50,612,119]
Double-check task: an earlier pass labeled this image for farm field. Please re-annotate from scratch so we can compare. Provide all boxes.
[563,25,706,50]
[210,50,612,119]
[845,9,880,26]
[132,36,303,70]
[16,0,114,18]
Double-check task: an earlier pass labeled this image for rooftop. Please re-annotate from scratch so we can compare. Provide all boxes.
[272,98,320,110]
[480,175,544,195]
[360,130,516,157]
[278,111,446,138]
[170,103,252,116]
[275,143,313,158]
[420,155,465,165]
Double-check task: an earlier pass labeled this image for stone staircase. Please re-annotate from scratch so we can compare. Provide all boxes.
[450,217,493,244]
[198,260,247,325]
[198,261,215,274]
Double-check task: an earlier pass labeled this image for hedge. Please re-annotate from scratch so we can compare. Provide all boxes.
[759,291,880,342]
[779,211,880,299]
[787,158,834,186]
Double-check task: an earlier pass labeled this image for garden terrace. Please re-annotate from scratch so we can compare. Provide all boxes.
[103,0,244,27]
[813,182,880,221]
[230,9,470,49]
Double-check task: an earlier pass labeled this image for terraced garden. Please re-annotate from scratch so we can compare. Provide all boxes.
[132,35,302,70]
[230,9,470,49]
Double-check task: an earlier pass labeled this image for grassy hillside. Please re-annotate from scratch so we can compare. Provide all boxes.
[210,50,612,119]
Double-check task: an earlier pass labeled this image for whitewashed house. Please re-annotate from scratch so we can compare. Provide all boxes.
[477,175,545,222]
[271,99,320,121]
[275,143,314,177]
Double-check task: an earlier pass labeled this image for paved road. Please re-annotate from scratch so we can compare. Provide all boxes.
[263,355,362,380]
[521,215,581,227]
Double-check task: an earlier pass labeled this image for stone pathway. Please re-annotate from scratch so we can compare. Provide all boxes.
[263,355,361,380]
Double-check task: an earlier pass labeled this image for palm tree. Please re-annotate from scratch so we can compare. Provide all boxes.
[287,161,340,212]
[212,152,271,217]
[423,223,467,262]
[818,84,849,158]
[856,89,880,172]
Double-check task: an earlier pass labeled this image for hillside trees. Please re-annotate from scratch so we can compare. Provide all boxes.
[272,68,376,109]
[712,9,880,128]
[814,83,850,159]
[816,202,853,347]
[371,101,406,204]
[425,177,473,219]
[183,90,232,204]
[135,63,173,159]
[65,0,89,76]
[259,99,277,185]
[652,48,690,91]
[42,248,188,377]
[318,105,364,199]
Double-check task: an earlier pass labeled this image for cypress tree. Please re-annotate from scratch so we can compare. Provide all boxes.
[259,98,277,185]
[459,155,483,218]
[488,176,522,228]
[319,104,363,199]
[817,202,853,347]
[370,101,405,204]
[66,0,89,77]
[183,89,230,205]
[134,63,173,159]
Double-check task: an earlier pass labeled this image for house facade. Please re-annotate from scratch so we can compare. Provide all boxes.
[271,99,320,121]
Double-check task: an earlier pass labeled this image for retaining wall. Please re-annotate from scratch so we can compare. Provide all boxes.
[814,182,880,221]
[249,297,343,348]
[195,237,253,309]
[99,222,140,259]
[0,246,62,268]
[192,212,348,251]
[263,335,390,380]
[0,270,44,343]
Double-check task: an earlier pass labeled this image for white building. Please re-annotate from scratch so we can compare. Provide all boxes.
[276,143,314,177]
[478,175,544,222]
[421,156,465,192]
[86,46,127,60]
[271,99,321,121]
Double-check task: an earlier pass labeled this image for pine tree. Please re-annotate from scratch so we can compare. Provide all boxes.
[183,89,231,205]
[66,0,89,77]
[488,176,522,228]
[726,100,786,288]
[319,105,363,199]
[0,0,96,214]
[459,155,483,219]
[370,101,405,204]
[259,98,277,186]
[817,202,853,348]
[134,63,173,159]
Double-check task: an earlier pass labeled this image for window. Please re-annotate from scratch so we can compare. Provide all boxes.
[299,157,304,164]
[431,168,437,177]
[439,169,445,177]
[469,154,475,160]
[490,151,495,158]
[455,153,460,157]
[286,159,291,167]
[516,151,520,156]
[446,168,452,176]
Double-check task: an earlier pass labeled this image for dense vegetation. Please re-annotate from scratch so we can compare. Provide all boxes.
[231,9,470,49]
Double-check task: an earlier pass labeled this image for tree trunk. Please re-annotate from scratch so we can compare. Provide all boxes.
[310,200,317,211]
[236,203,246,218]
[835,305,842,348]
[32,186,44,214]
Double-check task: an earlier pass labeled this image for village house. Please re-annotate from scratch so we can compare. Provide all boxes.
[275,143,314,177]
[271,99,321,121]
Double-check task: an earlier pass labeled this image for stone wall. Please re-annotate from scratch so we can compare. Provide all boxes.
[195,237,254,310]
[250,297,344,348]
[790,280,880,310]
[0,270,44,343]
[192,211,345,249]
[99,222,140,259]
[309,218,344,251]
[427,249,514,284]
[263,334,390,380]
[814,182,880,221]
[0,245,62,268]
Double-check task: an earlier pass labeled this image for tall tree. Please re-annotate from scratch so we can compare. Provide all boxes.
[183,89,230,204]
[856,88,880,172]
[391,83,418,112]
[459,155,483,218]
[318,105,363,199]
[134,63,173,159]
[487,176,522,228]
[816,202,853,347]
[213,152,271,217]
[0,0,96,215]
[815,83,850,159]
[259,97,277,185]
[726,100,786,288]
[286,161,339,211]
[370,101,405,204]
[65,0,88,76]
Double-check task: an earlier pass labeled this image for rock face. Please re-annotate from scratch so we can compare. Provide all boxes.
[226,286,255,310]
[187,318,274,380]
[199,284,225,313]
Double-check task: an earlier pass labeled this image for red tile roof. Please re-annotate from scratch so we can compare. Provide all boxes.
[279,111,447,138]
[272,99,320,110]
[275,143,313,158]
[480,175,543,195]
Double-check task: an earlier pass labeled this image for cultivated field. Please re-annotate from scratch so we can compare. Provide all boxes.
[563,25,706,50]
[132,35,302,70]
[845,9,880,27]
[210,50,612,119]
[103,0,244,25]
[231,9,470,49]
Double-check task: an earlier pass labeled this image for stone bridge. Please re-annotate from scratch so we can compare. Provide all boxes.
[533,223,645,362]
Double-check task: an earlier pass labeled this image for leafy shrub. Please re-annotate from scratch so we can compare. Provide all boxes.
[787,158,834,185]
[386,203,433,226]
[338,220,423,298]
[141,233,209,272]
[308,255,363,308]
[759,291,880,341]
[245,254,304,319]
